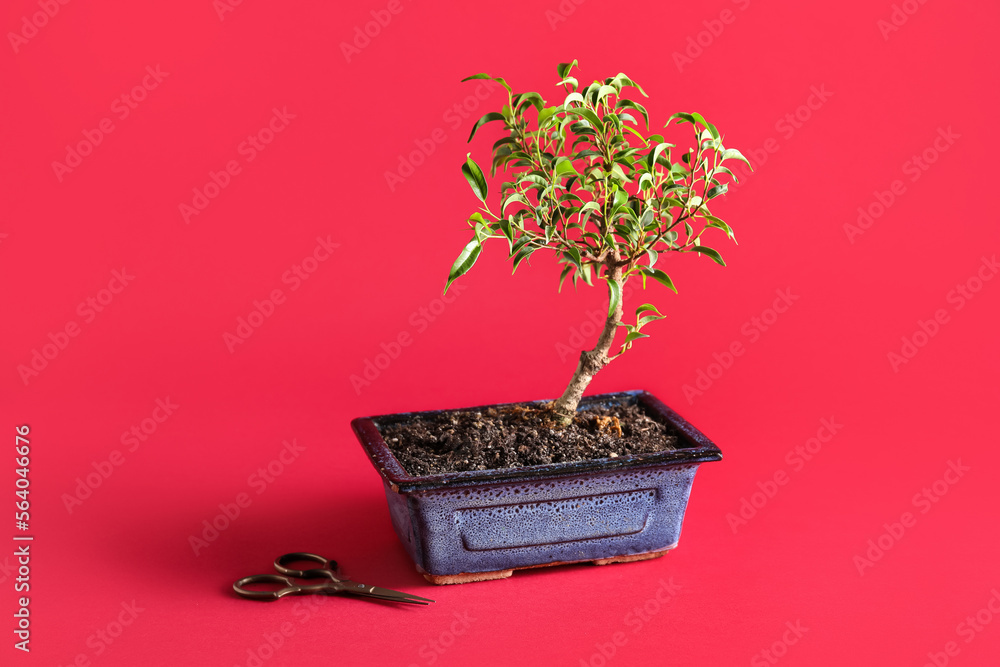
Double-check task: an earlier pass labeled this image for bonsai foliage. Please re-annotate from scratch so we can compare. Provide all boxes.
[445,60,750,425]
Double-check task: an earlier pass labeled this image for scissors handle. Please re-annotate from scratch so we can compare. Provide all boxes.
[273,552,339,579]
[232,573,343,601]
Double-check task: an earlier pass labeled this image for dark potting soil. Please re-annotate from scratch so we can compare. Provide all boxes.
[379,400,679,476]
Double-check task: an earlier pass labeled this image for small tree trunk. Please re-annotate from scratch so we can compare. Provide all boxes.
[551,263,624,425]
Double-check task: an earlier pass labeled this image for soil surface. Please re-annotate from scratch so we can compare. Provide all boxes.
[379,400,679,476]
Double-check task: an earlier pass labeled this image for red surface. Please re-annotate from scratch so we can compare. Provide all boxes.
[2,1,998,665]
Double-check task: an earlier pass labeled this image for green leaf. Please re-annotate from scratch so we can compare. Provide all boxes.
[462,154,489,202]
[605,277,622,318]
[611,73,648,97]
[579,201,602,224]
[642,267,677,293]
[640,208,655,228]
[691,245,726,266]
[721,148,753,170]
[511,245,537,272]
[555,159,579,177]
[515,92,545,111]
[569,106,604,130]
[690,112,719,140]
[615,99,649,127]
[558,264,573,292]
[635,303,663,318]
[565,246,582,270]
[646,248,658,269]
[445,239,483,293]
[706,183,728,200]
[647,142,674,171]
[461,73,511,92]
[622,125,648,143]
[623,331,649,345]
[492,136,519,151]
[499,217,514,249]
[667,112,697,127]
[556,60,579,79]
[537,106,560,127]
[468,212,488,242]
[596,84,617,102]
[713,165,738,182]
[610,163,629,183]
[703,215,736,242]
[468,112,506,143]
[503,192,529,212]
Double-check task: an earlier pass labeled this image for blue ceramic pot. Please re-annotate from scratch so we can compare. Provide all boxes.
[351,390,721,584]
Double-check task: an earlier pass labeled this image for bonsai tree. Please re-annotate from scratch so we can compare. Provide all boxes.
[445,60,750,426]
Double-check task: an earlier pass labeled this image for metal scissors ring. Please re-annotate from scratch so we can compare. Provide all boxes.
[233,552,434,605]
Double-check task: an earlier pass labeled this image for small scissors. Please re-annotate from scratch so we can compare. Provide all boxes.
[233,552,434,605]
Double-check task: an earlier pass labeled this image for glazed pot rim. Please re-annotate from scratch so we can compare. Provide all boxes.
[351,390,723,494]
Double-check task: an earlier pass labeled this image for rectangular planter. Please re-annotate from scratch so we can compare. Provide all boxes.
[351,390,722,584]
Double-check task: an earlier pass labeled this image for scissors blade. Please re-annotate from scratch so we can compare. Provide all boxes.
[339,580,435,605]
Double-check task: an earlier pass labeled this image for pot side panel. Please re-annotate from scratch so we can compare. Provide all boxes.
[393,464,700,575]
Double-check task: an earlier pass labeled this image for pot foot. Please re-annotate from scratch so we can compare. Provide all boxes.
[592,549,669,566]
[419,544,676,584]
[421,569,514,585]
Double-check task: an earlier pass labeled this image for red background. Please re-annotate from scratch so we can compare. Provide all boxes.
[2,0,998,665]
